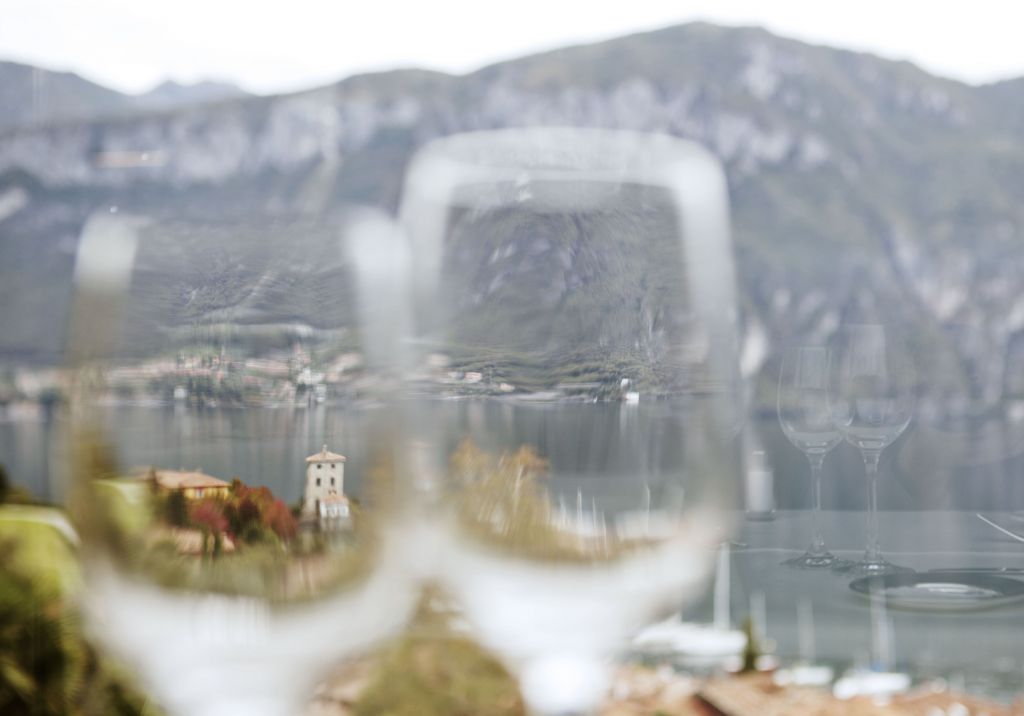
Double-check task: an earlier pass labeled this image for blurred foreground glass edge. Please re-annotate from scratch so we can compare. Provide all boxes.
[394,128,744,714]
[63,203,422,716]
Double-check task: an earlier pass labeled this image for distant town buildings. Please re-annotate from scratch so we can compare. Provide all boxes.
[150,469,231,500]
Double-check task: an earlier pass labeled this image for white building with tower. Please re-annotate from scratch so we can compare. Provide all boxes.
[302,445,350,524]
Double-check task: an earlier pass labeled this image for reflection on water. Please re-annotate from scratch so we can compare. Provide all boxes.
[5,400,1024,510]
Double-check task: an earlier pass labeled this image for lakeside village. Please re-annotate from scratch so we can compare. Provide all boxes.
[140,437,652,563]
[144,439,634,561]
[142,444,352,557]
[0,343,644,416]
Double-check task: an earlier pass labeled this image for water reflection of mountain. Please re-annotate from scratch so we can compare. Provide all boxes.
[438,185,694,396]
[5,401,1024,510]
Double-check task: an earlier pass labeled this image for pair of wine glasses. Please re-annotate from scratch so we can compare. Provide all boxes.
[67,128,744,716]
[777,333,915,577]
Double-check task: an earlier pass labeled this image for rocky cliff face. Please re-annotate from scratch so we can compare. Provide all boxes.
[0,26,993,188]
[1,22,1023,420]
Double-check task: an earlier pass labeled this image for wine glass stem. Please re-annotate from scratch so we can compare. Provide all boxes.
[862,450,882,564]
[806,453,827,556]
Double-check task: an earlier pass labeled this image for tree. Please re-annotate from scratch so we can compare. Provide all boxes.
[190,500,228,556]
[262,499,297,541]
[454,440,584,559]
[223,502,240,536]
[504,446,549,508]
[0,539,151,715]
[449,439,495,486]
[226,497,260,538]
[164,489,188,528]
[0,540,72,715]
[0,463,9,504]
[190,500,227,534]
[238,498,260,530]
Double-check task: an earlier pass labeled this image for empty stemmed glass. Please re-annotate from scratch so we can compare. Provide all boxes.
[829,324,915,577]
[400,128,744,714]
[777,346,849,569]
[64,211,419,716]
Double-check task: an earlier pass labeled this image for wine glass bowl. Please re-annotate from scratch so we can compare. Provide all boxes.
[400,128,743,714]
[778,348,841,454]
[828,324,915,577]
[65,211,419,716]
[777,346,848,569]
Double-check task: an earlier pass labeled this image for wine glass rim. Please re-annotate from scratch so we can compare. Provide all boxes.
[780,344,829,356]
[405,127,718,185]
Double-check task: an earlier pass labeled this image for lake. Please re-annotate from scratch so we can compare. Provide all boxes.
[3,399,1024,511]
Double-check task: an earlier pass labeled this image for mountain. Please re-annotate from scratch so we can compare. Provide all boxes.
[1,21,1023,417]
[133,79,247,110]
[0,61,128,131]
[0,61,248,132]
[978,76,1024,129]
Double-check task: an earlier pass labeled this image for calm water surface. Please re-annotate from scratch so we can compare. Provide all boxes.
[3,400,1024,510]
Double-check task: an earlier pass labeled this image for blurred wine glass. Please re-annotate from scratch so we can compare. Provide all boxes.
[399,128,744,714]
[829,324,915,577]
[777,346,850,569]
[65,210,418,716]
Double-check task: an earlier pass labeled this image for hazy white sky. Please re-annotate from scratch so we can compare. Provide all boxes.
[3,0,1023,95]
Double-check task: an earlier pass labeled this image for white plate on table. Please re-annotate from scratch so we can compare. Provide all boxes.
[849,571,1024,611]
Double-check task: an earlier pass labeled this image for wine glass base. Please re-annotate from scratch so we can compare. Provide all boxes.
[832,558,913,578]
[782,551,853,570]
